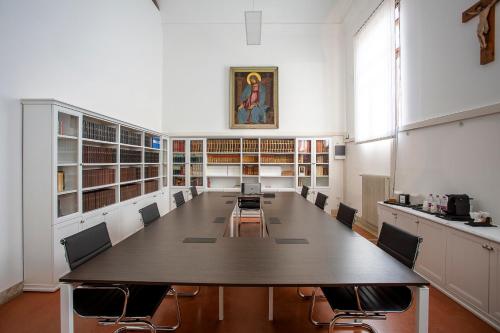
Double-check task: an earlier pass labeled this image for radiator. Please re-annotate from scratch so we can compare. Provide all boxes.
[361,175,390,231]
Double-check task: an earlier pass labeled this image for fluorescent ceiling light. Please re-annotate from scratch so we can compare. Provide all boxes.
[245,11,262,45]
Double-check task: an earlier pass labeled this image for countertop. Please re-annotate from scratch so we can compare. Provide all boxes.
[378,202,500,244]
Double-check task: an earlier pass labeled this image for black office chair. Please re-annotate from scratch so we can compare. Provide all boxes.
[237,196,264,237]
[301,185,309,199]
[309,222,423,332]
[336,202,357,229]
[174,191,185,208]
[60,222,181,332]
[139,202,160,226]
[315,192,328,210]
[189,186,198,198]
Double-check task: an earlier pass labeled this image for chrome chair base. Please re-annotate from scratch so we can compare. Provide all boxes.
[328,312,386,333]
[308,288,331,326]
[99,288,181,333]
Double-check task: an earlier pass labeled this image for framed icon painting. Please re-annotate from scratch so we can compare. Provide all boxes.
[229,67,278,129]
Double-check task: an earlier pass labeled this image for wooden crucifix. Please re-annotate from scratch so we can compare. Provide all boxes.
[463,0,499,65]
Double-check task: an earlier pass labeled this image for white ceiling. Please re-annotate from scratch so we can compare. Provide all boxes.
[159,0,353,24]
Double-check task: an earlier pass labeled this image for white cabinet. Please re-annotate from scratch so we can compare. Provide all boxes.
[445,229,490,312]
[157,190,170,216]
[489,242,500,322]
[415,218,446,285]
[377,205,396,235]
[81,212,105,230]
[105,207,123,245]
[52,217,81,287]
[395,211,419,235]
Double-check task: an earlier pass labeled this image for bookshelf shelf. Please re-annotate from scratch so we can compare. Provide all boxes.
[83,183,118,192]
[144,162,160,165]
[82,138,118,145]
[144,176,160,181]
[57,189,77,195]
[120,179,142,185]
[58,135,78,140]
[120,143,142,149]
[58,163,78,167]
[145,147,161,151]
[83,163,117,166]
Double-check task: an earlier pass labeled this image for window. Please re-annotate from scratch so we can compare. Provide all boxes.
[354,0,396,143]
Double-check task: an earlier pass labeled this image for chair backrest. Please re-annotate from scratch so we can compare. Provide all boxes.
[377,222,422,269]
[336,202,357,229]
[139,202,160,226]
[190,186,199,198]
[60,222,112,271]
[238,196,261,209]
[301,185,309,198]
[315,192,328,210]
[174,191,185,207]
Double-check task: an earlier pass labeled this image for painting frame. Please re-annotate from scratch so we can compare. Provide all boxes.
[229,66,279,129]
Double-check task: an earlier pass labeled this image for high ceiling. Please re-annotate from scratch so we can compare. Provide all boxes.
[159,0,353,24]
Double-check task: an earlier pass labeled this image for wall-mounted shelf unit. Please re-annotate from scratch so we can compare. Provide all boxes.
[22,99,169,292]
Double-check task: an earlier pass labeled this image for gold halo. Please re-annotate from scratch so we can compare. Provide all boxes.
[246,72,262,84]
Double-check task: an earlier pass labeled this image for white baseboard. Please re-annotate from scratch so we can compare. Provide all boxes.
[0,282,24,305]
[23,283,60,292]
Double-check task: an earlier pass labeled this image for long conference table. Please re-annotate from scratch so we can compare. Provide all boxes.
[59,192,429,333]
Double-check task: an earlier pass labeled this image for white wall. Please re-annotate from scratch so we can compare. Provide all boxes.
[395,0,500,222]
[0,0,163,294]
[342,0,393,215]
[401,0,500,126]
[160,0,347,136]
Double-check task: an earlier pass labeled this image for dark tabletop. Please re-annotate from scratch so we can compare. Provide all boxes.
[60,192,428,287]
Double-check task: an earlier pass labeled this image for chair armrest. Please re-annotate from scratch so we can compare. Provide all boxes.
[75,284,130,323]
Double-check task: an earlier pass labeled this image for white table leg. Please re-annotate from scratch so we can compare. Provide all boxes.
[218,286,224,320]
[60,283,74,333]
[268,287,273,321]
[413,286,429,333]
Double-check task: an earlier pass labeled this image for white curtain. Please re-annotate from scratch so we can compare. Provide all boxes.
[354,0,395,143]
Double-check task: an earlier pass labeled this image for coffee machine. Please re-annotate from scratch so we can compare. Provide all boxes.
[445,194,472,220]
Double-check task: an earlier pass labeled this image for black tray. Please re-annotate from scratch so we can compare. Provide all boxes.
[465,222,497,227]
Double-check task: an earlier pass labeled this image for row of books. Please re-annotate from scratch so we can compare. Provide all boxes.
[83,168,115,188]
[121,167,141,182]
[172,140,186,153]
[243,165,259,175]
[120,149,142,163]
[144,180,158,194]
[190,141,203,153]
[297,140,312,153]
[172,165,185,175]
[316,141,329,153]
[261,155,294,164]
[190,156,203,163]
[316,165,329,176]
[207,139,241,152]
[172,154,186,163]
[83,145,117,164]
[120,183,141,201]
[316,155,329,163]
[83,118,116,143]
[145,151,160,163]
[173,177,186,186]
[190,164,203,177]
[121,128,142,146]
[145,166,159,178]
[298,165,312,176]
[260,139,295,153]
[281,169,295,176]
[242,139,259,152]
[298,155,312,163]
[207,154,240,164]
[83,188,115,212]
[145,134,161,149]
[242,155,258,163]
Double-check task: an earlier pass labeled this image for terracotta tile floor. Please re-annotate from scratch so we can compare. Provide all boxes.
[0,225,497,333]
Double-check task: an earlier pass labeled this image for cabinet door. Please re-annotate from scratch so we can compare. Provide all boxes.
[81,213,105,231]
[313,138,330,189]
[415,218,446,285]
[156,190,170,216]
[297,138,313,190]
[377,205,396,236]
[189,139,205,188]
[121,199,143,239]
[171,139,187,187]
[395,211,418,235]
[104,208,122,245]
[53,217,81,282]
[490,242,500,321]
[445,229,490,312]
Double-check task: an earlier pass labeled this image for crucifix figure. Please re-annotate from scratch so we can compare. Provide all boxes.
[463,0,499,65]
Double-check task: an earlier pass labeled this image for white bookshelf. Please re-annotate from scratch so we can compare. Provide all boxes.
[22,99,170,292]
